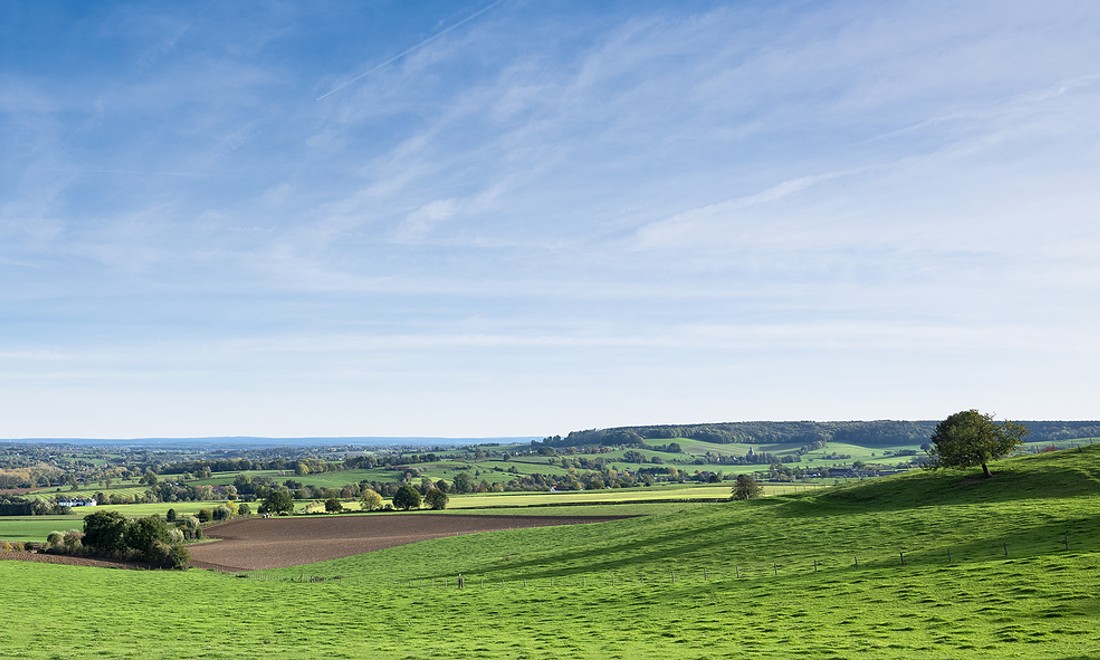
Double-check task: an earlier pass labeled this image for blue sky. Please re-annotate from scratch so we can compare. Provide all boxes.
[2,1,1098,438]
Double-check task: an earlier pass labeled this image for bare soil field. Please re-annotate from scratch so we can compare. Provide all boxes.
[190,513,623,571]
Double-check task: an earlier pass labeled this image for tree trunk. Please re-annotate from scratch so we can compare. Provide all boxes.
[981,462,991,478]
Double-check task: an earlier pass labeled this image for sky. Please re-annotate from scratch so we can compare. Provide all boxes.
[2,1,1098,439]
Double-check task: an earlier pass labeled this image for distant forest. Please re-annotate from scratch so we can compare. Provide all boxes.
[541,420,1100,448]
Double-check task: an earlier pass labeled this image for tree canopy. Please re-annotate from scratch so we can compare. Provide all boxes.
[82,510,129,555]
[926,409,1028,477]
[360,488,383,511]
[425,488,448,510]
[392,484,422,510]
[730,474,763,500]
[259,489,295,515]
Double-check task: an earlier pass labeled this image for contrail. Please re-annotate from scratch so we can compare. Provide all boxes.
[315,1,503,102]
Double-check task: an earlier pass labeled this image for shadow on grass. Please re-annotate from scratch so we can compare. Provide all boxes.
[421,516,748,580]
[777,445,1100,518]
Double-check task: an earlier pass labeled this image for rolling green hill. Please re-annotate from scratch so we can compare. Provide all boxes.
[2,446,1098,658]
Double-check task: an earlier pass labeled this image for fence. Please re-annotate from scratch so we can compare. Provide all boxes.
[269,529,1088,588]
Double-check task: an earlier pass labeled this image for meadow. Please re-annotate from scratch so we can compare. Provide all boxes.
[1,445,1098,657]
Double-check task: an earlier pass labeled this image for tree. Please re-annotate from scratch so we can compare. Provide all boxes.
[125,515,171,559]
[424,488,448,510]
[324,498,343,513]
[451,472,474,494]
[259,489,295,515]
[82,510,129,556]
[392,484,422,511]
[730,474,763,500]
[926,409,1028,478]
[360,488,383,511]
[236,502,251,517]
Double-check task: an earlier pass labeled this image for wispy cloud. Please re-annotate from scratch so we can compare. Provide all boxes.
[315,1,504,101]
[2,1,1099,435]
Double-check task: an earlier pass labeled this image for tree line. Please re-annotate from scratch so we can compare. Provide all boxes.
[541,420,1100,449]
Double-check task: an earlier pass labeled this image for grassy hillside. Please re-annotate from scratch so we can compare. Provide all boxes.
[2,446,1098,658]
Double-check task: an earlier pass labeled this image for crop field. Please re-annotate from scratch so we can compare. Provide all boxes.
[0,483,814,543]
[441,483,818,508]
[189,514,623,571]
[0,516,80,542]
[0,502,236,540]
[2,446,1098,658]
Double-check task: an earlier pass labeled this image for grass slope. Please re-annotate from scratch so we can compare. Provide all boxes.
[2,446,1099,658]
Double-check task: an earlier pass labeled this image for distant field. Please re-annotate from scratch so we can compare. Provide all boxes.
[441,483,819,508]
[0,516,82,542]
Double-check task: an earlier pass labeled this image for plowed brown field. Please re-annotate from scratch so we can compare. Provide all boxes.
[189,514,622,571]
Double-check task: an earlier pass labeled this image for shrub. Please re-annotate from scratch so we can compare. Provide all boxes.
[197,509,213,523]
[46,531,64,548]
[213,505,232,521]
[178,516,203,541]
[166,542,191,570]
[236,502,251,517]
[63,529,83,552]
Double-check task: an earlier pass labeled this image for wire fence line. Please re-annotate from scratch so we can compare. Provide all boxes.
[263,530,1089,588]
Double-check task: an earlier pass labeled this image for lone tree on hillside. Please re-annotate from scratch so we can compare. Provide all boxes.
[730,474,763,500]
[926,409,1028,478]
[392,484,422,510]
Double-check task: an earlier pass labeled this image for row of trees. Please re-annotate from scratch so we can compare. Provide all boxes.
[545,417,1062,450]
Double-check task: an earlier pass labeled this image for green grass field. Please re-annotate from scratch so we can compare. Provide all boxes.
[0,516,82,542]
[2,445,1099,657]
